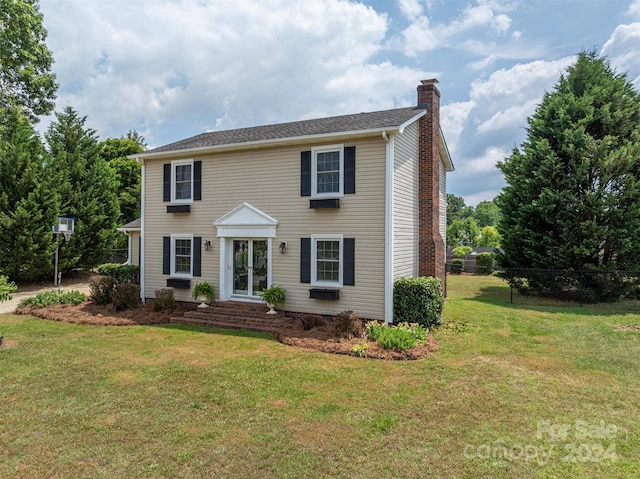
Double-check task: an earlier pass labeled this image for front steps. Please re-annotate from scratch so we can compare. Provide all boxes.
[170,301,288,334]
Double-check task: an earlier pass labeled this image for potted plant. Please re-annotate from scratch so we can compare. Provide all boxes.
[192,282,215,308]
[260,284,286,314]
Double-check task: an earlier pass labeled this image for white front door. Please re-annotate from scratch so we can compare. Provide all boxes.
[231,239,269,298]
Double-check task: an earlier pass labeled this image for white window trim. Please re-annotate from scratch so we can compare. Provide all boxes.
[171,234,194,278]
[311,234,343,288]
[311,144,344,199]
[171,159,194,204]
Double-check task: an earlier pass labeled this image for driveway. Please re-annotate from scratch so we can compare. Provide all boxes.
[0,283,92,314]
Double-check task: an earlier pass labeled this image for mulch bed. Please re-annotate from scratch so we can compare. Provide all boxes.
[15,301,439,360]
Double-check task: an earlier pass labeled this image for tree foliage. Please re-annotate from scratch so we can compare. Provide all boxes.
[497,51,640,300]
[46,107,120,271]
[99,137,143,226]
[0,107,59,281]
[0,0,57,120]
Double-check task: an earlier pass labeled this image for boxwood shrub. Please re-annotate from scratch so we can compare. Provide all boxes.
[96,263,140,284]
[475,252,494,275]
[393,276,443,328]
[450,258,464,274]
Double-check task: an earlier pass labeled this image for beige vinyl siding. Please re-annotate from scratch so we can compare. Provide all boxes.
[439,159,447,244]
[143,136,387,320]
[129,231,140,266]
[392,121,419,279]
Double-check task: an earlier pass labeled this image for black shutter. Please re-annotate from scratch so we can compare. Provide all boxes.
[301,151,311,196]
[344,146,356,194]
[162,236,171,274]
[343,238,355,286]
[193,161,202,201]
[300,237,311,283]
[193,237,202,277]
[163,164,171,201]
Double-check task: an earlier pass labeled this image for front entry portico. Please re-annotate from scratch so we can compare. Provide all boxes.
[213,203,278,302]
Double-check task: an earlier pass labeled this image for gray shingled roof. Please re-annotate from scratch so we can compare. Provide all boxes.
[118,218,141,230]
[145,106,425,154]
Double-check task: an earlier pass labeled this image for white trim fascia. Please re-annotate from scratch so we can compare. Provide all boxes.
[439,127,454,172]
[116,227,141,232]
[384,132,394,324]
[218,238,226,300]
[139,158,145,302]
[131,126,407,160]
[398,110,426,134]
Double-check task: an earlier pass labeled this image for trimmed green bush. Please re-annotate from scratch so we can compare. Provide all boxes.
[366,321,427,351]
[450,258,464,274]
[393,277,443,328]
[96,263,140,284]
[0,275,17,302]
[154,288,176,312]
[18,290,86,308]
[89,275,117,305]
[475,252,494,275]
[112,283,141,311]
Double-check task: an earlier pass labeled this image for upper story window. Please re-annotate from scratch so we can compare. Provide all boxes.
[163,159,202,205]
[312,145,343,198]
[172,160,193,203]
[301,146,355,200]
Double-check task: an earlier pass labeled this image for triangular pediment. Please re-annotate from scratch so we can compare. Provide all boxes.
[214,202,278,227]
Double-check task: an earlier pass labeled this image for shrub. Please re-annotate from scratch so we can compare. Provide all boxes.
[450,258,464,274]
[366,321,427,351]
[154,288,176,312]
[351,341,368,357]
[18,290,86,308]
[0,275,17,302]
[112,283,141,311]
[475,252,494,275]
[453,245,472,256]
[96,263,140,284]
[334,310,362,338]
[393,277,443,328]
[301,314,325,331]
[89,275,116,305]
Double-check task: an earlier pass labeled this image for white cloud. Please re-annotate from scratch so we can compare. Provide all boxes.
[628,0,640,18]
[401,0,515,57]
[468,146,510,173]
[40,0,434,144]
[441,101,474,157]
[398,0,424,21]
[601,22,640,88]
[464,189,502,207]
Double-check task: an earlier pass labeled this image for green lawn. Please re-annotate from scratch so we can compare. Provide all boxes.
[1,274,639,478]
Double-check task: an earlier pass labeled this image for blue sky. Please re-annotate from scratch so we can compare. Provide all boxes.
[39,0,640,206]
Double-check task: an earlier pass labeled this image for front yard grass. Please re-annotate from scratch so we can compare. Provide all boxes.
[1,274,639,478]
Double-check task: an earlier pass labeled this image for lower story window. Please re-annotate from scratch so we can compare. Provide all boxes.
[312,235,342,287]
[172,236,193,277]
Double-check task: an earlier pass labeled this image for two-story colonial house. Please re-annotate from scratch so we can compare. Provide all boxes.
[132,79,453,324]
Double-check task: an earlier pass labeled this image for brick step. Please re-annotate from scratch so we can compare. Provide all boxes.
[170,300,288,334]
[170,316,284,334]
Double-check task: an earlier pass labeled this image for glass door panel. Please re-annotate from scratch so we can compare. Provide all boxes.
[232,239,268,297]
[233,240,249,295]
[252,240,268,295]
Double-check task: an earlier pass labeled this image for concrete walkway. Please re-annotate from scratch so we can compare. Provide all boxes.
[0,283,92,315]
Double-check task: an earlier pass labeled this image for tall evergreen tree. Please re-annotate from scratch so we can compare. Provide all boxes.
[46,107,120,270]
[497,51,640,300]
[0,107,59,281]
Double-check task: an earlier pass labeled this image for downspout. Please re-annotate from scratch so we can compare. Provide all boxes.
[383,131,394,324]
[139,158,145,303]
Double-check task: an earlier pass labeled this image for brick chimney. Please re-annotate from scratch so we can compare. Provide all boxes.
[417,79,445,284]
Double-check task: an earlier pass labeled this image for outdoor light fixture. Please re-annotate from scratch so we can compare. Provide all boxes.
[279,241,288,254]
[204,240,212,251]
